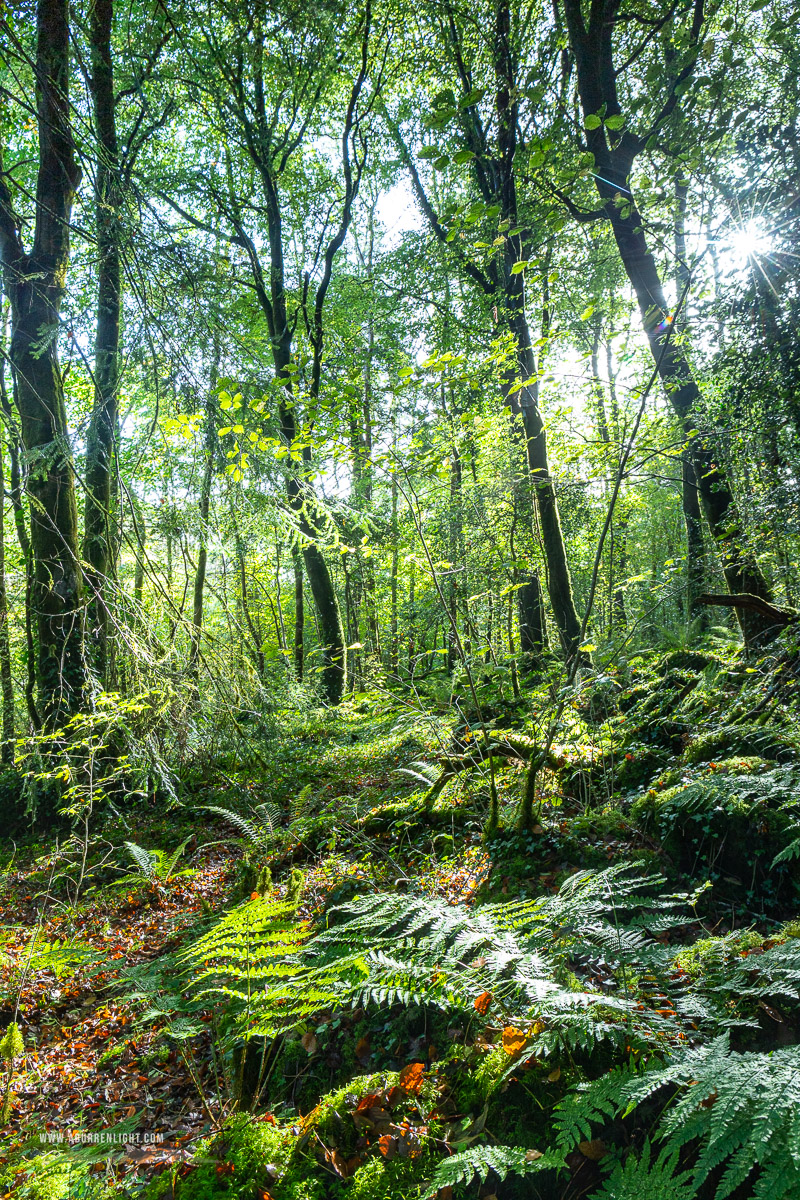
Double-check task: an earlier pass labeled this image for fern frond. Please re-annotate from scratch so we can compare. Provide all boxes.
[557,1034,800,1200]
[204,805,275,848]
[595,1143,697,1199]
[421,1144,564,1199]
[124,840,157,881]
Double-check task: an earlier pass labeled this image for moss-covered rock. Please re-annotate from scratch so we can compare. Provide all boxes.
[685,723,799,765]
[631,761,800,899]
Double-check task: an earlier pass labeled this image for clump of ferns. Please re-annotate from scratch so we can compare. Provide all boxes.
[176,865,705,1074]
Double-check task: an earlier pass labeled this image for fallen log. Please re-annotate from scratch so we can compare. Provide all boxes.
[696,593,799,627]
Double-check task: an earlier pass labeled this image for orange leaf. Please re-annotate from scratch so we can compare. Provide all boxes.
[501,1027,527,1056]
[398,1062,425,1094]
[378,1134,395,1159]
[473,991,492,1015]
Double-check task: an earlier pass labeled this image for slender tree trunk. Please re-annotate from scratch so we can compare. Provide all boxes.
[562,0,774,647]
[0,0,86,725]
[493,2,583,660]
[517,569,548,666]
[0,358,37,727]
[407,561,416,674]
[609,514,628,632]
[293,546,304,682]
[447,441,463,673]
[675,180,709,633]
[682,458,708,627]
[0,429,14,759]
[84,0,121,681]
[189,382,216,682]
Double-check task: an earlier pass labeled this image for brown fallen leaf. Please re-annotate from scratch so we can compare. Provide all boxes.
[378,1134,395,1159]
[301,1031,318,1055]
[578,1139,606,1161]
[355,1035,371,1061]
[502,1027,527,1056]
[398,1062,425,1094]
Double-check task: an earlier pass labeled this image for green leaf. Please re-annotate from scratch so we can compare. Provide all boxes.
[453,149,476,164]
[584,114,602,130]
[510,261,529,275]
[606,114,625,130]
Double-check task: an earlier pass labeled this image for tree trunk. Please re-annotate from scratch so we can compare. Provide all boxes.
[293,546,304,682]
[517,569,548,666]
[562,0,774,647]
[189,396,215,683]
[0,0,86,725]
[682,457,708,628]
[84,0,121,682]
[0,427,14,759]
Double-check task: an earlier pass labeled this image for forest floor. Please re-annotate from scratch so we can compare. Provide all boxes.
[2,638,800,1200]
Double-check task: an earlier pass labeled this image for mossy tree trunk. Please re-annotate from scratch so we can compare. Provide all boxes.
[0,0,86,725]
[83,0,120,682]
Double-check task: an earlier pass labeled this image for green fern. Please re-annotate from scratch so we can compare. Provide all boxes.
[595,1143,697,1199]
[178,896,314,1036]
[229,864,697,1055]
[556,1034,800,1199]
[118,837,194,885]
[204,803,282,849]
[421,1144,564,1199]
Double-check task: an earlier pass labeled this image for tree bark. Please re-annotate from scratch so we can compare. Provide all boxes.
[293,546,304,682]
[0,428,14,759]
[189,385,216,682]
[83,0,121,681]
[0,0,86,725]
[517,569,548,665]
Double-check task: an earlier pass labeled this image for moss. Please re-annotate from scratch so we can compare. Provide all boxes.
[674,930,764,979]
[347,1149,436,1200]
[685,724,798,765]
[177,1114,297,1200]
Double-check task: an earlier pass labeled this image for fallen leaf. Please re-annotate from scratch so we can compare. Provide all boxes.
[378,1134,395,1159]
[301,1032,318,1055]
[525,1149,544,1162]
[473,992,492,1016]
[398,1063,425,1094]
[355,1036,371,1060]
[502,1027,527,1056]
[578,1139,606,1161]
[547,1067,561,1082]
